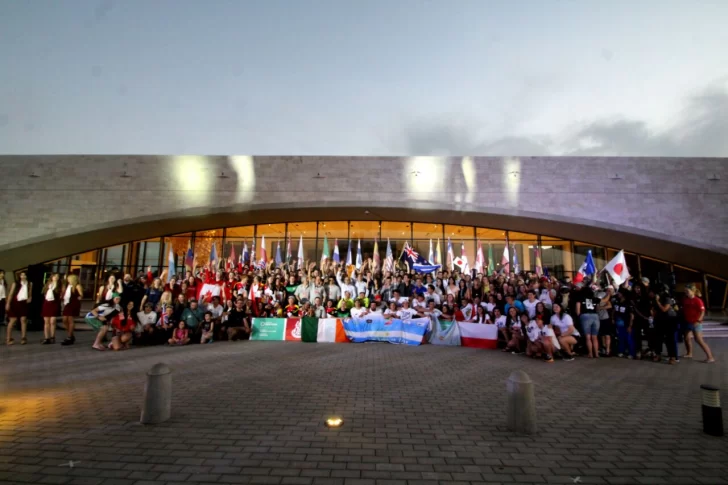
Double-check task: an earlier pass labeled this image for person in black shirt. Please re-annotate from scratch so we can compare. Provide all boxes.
[612,290,634,357]
[630,284,651,359]
[226,299,251,341]
[576,284,602,358]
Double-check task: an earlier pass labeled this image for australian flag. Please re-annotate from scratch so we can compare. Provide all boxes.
[400,242,441,274]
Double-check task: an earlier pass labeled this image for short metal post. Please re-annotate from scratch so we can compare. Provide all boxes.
[506,370,537,434]
[700,385,723,437]
[141,363,172,425]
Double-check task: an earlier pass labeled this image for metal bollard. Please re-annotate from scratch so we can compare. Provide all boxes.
[140,363,172,425]
[700,385,723,437]
[506,370,537,434]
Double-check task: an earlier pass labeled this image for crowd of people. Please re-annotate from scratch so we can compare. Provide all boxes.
[0,260,716,363]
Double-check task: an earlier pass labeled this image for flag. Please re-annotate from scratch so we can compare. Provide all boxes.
[286,237,292,263]
[535,248,543,277]
[428,239,434,264]
[573,250,597,284]
[447,238,454,271]
[544,266,551,278]
[512,245,520,274]
[184,242,194,270]
[321,235,330,266]
[475,241,485,274]
[373,239,380,269]
[487,243,495,276]
[227,243,236,271]
[501,245,510,275]
[209,242,218,268]
[260,236,267,267]
[383,239,394,272]
[242,241,250,264]
[167,246,176,282]
[333,238,340,263]
[275,241,283,266]
[435,239,442,266]
[297,235,304,268]
[249,282,258,316]
[428,316,461,346]
[604,250,631,287]
[345,240,352,267]
[400,241,441,274]
[355,239,362,270]
[301,317,349,343]
[460,241,470,273]
[459,322,498,349]
[250,239,256,267]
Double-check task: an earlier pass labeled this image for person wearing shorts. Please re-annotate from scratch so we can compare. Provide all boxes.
[85,293,122,351]
[576,283,602,358]
[682,283,714,363]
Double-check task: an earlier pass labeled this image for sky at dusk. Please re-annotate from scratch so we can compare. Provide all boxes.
[1,0,727,156]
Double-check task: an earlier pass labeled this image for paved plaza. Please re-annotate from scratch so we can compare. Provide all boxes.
[0,331,726,485]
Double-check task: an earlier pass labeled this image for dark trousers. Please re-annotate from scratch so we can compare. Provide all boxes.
[0,299,5,325]
[656,317,678,359]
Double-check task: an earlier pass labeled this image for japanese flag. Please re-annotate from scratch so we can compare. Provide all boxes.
[604,250,631,288]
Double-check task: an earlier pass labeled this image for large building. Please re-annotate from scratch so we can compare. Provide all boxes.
[0,155,727,309]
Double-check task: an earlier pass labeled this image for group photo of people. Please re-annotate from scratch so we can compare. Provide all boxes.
[0,242,716,364]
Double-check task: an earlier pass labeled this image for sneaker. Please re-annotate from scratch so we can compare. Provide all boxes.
[61,336,75,346]
[617,353,624,358]
[544,354,554,363]
[564,355,575,361]
[627,355,634,359]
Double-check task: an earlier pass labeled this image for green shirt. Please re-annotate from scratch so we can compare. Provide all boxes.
[181,307,205,329]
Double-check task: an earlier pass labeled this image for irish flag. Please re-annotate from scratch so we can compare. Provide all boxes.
[301,317,349,343]
[459,322,498,349]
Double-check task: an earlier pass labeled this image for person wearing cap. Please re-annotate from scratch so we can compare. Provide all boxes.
[85,292,123,351]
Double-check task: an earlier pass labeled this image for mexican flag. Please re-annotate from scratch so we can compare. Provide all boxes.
[301,317,349,343]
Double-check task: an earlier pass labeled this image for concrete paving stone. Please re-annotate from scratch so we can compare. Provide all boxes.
[0,333,726,485]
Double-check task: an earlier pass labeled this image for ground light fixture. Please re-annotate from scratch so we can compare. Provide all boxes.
[325,416,343,428]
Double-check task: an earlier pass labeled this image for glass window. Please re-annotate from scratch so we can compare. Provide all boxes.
[287,222,317,238]
[381,221,411,240]
[164,233,192,277]
[445,225,474,240]
[639,256,671,288]
[72,250,98,265]
[705,276,727,310]
[540,240,573,280]
[508,231,538,241]
[192,230,221,271]
[226,226,254,238]
[318,221,348,239]
[224,226,255,267]
[673,265,701,296]
[349,221,381,263]
[103,244,127,272]
[413,223,443,240]
[476,228,508,241]
[133,238,161,278]
[511,242,539,275]
[254,224,285,266]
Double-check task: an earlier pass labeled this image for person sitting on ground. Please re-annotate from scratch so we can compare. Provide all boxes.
[200,312,215,344]
[504,309,525,353]
[168,321,190,346]
[180,298,205,343]
[525,314,545,359]
[493,307,508,343]
[110,301,137,351]
[225,298,251,341]
[537,315,556,363]
[86,292,123,351]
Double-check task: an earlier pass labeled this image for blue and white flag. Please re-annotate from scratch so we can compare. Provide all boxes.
[209,242,218,268]
[428,239,434,264]
[428,316,461,346]
[355,239,362,270]
[512,245,519,274]
[343,316,429,345]
[242,242,250,264]
[333,238,340,263]
[383,239,394,272]
[167,247,176,282]
[400,242,441,274]
[345,240,352,267]
[574,250,597,283]
[275,241,283,266]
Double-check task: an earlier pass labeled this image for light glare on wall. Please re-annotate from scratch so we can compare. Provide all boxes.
[405,157,444,197]
[228,155,256,203]
[172,156,211,204]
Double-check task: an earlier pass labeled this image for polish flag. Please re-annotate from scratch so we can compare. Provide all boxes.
[459,323,498,349]
[604,250,631,288]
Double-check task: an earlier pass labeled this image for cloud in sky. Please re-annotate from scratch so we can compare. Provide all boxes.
[397,80,728,157]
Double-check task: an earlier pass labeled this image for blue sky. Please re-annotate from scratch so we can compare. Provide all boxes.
[1,0,727,156]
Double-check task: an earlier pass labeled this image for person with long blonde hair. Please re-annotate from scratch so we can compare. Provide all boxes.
[682,283,714,363]
[40,273,62,344]
[61,274,84,346]
[6,271,32,345]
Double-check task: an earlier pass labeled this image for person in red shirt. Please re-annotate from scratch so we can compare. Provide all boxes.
[110,301,137,351]
[285,295,300,317]
[164,277,182,300]
[682,283,714,363]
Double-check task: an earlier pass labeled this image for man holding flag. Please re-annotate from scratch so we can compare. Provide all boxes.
[400,242,440,274]
[383,239,394,273]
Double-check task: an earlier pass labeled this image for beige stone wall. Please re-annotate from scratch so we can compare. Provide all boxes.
[0,155,726,274]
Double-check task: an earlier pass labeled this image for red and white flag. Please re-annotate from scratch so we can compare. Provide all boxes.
[475,241,485,274]
[500,245,510,275]
[604,250,631,287]
[226,243,236,272]
[459,322,498,349]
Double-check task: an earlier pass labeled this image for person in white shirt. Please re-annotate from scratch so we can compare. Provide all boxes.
[482,294,497,314]
[6,271,32,346]
[493,308,508,343]
[0,269,7,327]
[41,273,62,344]
[425,285,441,305]
[461,299,474,321]
[523,291,539,319]
[539,288,553,308]
[354,274,368,298]
[363,301,382,317]
[350,299,367,319]
[551,302,578,360]
[418,300,442,319]
[504,309,524,353]
[336,270,356,303]
[383,301,398,318]
[396,300,416,321]
[525,316,544,358]
[469,305,490,324]
[389,289,407,306]
[207,296,224,324]
[412,293,427,312]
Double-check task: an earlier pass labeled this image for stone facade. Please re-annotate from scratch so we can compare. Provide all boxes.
[0,155,727,274]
